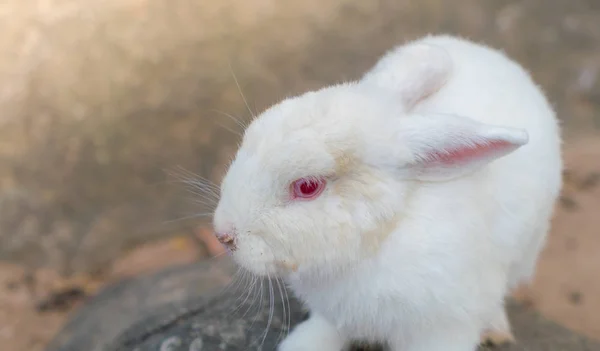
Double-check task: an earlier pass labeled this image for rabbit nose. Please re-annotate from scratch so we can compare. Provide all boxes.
[215,231,237,251]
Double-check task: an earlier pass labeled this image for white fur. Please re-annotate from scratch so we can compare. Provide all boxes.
[213,34,562,351]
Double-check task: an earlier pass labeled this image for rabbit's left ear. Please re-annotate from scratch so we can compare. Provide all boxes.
[393,113,529,182]
[362,42,453,111]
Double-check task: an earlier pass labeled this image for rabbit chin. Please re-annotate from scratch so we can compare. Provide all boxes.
[229,240,283,277]
[233,256,277,277]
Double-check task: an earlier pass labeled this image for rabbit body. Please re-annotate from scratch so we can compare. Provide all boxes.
[213,35,562,351]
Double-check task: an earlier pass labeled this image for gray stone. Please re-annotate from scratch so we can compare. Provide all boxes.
[46,257,600,351]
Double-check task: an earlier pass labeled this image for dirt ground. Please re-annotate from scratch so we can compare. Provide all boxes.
[1,1,600,350]
[0,138,599,351]
[0,233,205,351]
[518,136,600,338]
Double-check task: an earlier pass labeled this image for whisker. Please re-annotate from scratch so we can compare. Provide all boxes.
[168,165,221,192]
[167,179,221,205]
[246,275,265,338]
[281,277,292,340]
[215,119,244,138]
[231,274,257,316]
[203,248,229,260]
[161,212,214,224]
[274,276,288,346]
[189,198,218,209]
[226,273,256,318]
[217,267,245,299]
[240,275,261,319]
[180,180,220,200]
[227,60,256,119]
[212,109,248,131]
[179,178,220,194]
[178,183,220,205]
[177,183,218,195]
[259,273,275,349]
[177,191,219,207]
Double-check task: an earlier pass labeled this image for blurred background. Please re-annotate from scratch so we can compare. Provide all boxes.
[0,0,599,350]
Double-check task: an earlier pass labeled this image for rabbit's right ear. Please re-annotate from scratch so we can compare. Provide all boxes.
[361,42,453,111]
[391,113,529,182]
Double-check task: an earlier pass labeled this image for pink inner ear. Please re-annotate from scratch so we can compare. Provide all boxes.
[428,140,513,165]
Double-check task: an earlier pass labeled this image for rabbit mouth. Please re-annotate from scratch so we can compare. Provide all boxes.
[228,245,282,277]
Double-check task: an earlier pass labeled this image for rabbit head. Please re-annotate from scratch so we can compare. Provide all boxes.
[213,43,529,277]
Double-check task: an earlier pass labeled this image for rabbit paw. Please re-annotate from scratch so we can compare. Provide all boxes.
[278,313,346,351]
[480,330,515,347]
[481,306,515,347]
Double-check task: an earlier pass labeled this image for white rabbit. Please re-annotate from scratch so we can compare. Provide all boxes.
[213,34,562,351]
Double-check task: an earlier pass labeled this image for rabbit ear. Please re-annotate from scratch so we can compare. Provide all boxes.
[394,113,529,182]
[362,42,453,111]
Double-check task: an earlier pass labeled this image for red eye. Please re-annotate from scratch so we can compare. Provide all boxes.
[291,177,326,200]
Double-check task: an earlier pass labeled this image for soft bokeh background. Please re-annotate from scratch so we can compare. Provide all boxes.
[0,0,599,350]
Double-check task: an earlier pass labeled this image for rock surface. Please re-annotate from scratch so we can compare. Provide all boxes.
[2,1,600,349]
[1,0,600,275]
[46,257,600,351]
